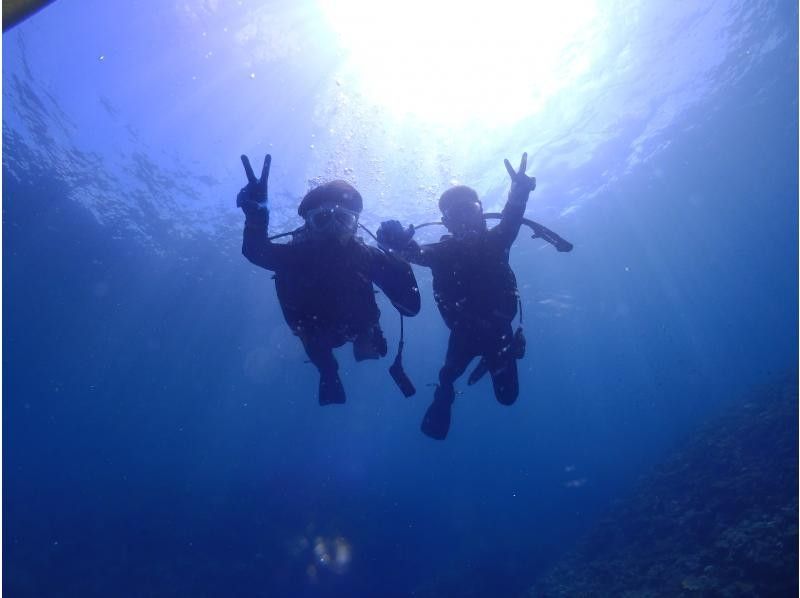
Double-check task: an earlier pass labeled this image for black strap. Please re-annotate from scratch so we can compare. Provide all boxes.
[267,213,572,252]
[413,214,573,252]
[389,313,416,397]
[358,223,379,243]
[268,226,302,242]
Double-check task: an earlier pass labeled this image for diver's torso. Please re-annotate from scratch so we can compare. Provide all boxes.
[430,234,518,333]
[273,238,380,340]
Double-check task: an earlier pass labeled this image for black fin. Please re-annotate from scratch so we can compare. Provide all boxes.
[421,396,452,440]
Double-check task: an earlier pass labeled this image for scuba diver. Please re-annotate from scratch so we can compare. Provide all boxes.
[238,154,421,405]
[377,153,538,440]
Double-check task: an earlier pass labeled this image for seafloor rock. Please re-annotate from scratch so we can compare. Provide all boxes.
[530,378,798,597]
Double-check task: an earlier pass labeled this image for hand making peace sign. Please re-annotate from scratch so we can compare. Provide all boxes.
[237,153,272,214]
[504,152,536,195]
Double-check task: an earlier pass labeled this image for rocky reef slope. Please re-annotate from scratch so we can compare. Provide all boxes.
[531,379,798,597]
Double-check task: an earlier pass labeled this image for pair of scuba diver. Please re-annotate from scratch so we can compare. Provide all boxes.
[238,152,565,440]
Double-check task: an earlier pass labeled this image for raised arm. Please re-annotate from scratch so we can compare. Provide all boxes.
[491,152,537,248]
[238,154,292,271]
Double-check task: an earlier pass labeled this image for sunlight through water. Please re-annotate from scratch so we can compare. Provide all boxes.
[2,0,786,245]
[319,0,603,127]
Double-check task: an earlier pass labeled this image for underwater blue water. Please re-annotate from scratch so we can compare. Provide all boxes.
[3,1,797,596]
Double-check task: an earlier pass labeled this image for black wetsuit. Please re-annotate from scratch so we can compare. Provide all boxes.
[242,210,420,382]
[396,189,527,404]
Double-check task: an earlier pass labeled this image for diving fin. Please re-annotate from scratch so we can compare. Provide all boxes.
[420,386,455,440]
[319,371,346,405]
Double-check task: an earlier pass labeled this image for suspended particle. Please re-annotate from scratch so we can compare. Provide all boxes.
[98,55,105,61]
[250,72,256,79]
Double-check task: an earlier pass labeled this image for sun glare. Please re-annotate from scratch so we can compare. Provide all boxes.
[319,0,600,127]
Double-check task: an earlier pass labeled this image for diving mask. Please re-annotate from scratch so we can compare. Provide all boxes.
[305,204,360,236]
[443,201,484,236]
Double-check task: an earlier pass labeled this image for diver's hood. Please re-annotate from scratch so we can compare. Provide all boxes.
[298,180,363,218]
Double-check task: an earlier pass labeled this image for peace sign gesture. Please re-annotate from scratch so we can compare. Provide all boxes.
[237,153,271,213]
[504,152,536,195]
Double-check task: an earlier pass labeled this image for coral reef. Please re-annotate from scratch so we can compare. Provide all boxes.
[531,378,798,597]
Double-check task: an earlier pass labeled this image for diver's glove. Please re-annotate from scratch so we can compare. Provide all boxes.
[377,220,415,251]
[237,154,271,225]
[504,152,536,203]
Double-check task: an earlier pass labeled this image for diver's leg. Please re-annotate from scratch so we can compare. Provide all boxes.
[485,328,519,406]
[438,330,475,395]
[421,331,475,440]
[302,335,346,405]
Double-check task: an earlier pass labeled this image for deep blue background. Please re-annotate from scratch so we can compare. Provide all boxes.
[3,2,797,597]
